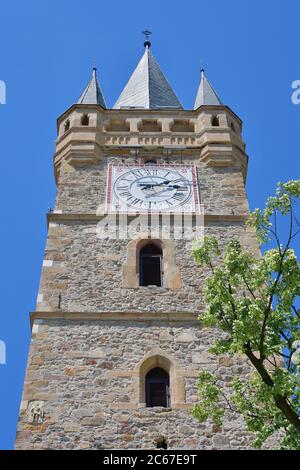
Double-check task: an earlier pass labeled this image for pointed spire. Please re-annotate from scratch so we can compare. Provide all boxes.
[78,66,106,108]
[113,35,182,110]
[194,69,222,109]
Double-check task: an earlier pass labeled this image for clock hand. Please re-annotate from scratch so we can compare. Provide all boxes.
[137,180,170,187]
[166,184,189,190]
[140,179,190,189]
[138,180,171,190]
[142,182,190,196]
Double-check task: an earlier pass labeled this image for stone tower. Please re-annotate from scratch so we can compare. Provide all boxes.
[15,39,258,450]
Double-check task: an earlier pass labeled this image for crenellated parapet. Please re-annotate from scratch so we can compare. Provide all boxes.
[54,104,248,182]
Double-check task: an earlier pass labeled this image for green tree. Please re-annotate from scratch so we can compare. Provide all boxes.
[192,181,300,449]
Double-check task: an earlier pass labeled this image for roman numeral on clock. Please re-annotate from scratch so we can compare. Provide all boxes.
[171,178,185,184]
[131,198,141,205]
[173,193,186,201]
[120,191,132,198]
[132,170,144,178]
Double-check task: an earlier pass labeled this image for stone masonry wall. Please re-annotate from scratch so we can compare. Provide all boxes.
[37,221,256,313]
[55,156,249,216]
[15,319,254,450]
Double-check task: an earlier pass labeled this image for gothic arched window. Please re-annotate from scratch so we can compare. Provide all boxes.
[139,243,163,287]
[81,114,89,126]
[146,367,170,408]
[211,116,219,127]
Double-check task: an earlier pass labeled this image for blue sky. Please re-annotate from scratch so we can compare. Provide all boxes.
[0,0,299,449]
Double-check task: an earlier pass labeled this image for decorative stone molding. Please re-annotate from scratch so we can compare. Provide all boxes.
[199,143,248,181]
[54,105,246,184]
[54,135,102,182]
[46,212,249,224]
[27,401,45,424]
[169,119,195,133]
[122,235,182,289]
[30,311,199,329]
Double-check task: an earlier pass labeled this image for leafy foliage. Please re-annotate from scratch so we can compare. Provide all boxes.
[192,181,300,449]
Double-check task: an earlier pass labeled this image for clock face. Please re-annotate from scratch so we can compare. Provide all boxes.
[107,165,200,213]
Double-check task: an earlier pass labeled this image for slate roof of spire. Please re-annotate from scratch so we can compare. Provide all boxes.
[113,45,182,110]
[194,69,222,109]
[78,67,106,108]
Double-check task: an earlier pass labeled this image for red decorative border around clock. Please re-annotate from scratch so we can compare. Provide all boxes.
[105,163,201,215]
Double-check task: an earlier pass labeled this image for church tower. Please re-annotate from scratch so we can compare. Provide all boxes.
[15,37,258,450]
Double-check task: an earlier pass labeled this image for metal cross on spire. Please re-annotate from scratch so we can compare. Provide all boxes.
[142,29,152,48]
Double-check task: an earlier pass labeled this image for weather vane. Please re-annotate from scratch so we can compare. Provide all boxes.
[142,29,152,48]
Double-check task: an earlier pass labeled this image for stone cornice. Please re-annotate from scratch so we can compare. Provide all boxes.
[47,212,249,225]
[54,107,248,181]
[30,310,199,329]
[55,126,245,154]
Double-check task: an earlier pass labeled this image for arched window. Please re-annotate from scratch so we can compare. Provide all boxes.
[81,114,89,126]
[64,119,70,132]
[139,243,163,287]
[211,116,219,127]
[123,238,181,289]
[146,367,170,408]
[145,159,157,165]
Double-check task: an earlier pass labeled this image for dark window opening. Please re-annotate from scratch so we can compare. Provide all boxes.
[105,119,130,132]
[230,122,235,132]
[81,114,89,126]
[139,244,162,287]
[138,120,162,132]
[145,159,157,165]
[64,119,70,132]
[211,116,219,127]
[170,119,194,132]
[155,436,168,450]
[146,367,170,408]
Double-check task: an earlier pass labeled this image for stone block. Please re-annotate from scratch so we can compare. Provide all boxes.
[64,424,80,432]
[175,333,195,342]
[192,351,215,364]
[218,356,233,366]
[79,441,91,449]
[159,331,173,342]
[72,408,94,419]
[81,417,103,426]
[31,356,44,365]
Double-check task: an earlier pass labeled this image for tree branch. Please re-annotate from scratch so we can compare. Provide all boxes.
[244,342,300,432]
[259,202,294,356]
